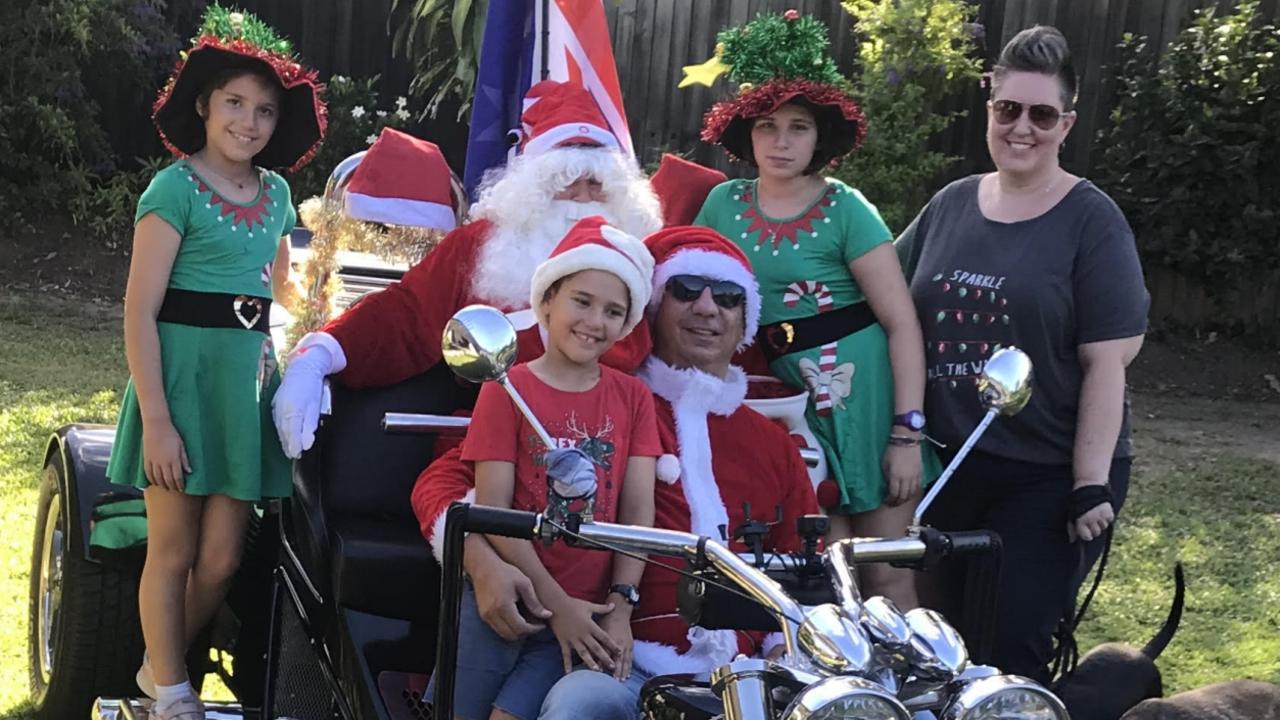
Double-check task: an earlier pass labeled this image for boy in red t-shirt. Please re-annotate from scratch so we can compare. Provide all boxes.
[427,217,659,720]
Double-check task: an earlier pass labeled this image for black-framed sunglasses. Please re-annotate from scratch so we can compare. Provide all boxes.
[666,274,746,309]
[990,99,1067,131]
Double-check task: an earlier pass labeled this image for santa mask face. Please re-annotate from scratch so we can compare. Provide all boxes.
[540,269,630,365]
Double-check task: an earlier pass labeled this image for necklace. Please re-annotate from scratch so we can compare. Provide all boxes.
[193,157,257,191]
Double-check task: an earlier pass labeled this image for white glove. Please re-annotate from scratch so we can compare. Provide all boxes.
[273,334,341,459]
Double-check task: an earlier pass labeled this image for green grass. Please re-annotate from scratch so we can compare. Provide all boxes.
[0,293,1276,718]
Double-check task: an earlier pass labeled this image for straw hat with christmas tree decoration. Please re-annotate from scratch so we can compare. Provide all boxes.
[153,3,327,172]
[682,9,867,168]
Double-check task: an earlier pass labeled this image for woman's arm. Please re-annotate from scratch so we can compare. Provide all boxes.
[1070,335,1144,541]
[123,214,188,490]
[271,235,297,307]
[849,243,929,503]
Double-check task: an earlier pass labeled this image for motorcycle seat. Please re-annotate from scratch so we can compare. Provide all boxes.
[330,515,441,621]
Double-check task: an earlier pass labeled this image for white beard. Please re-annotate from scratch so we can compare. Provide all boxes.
[470,200,614,309]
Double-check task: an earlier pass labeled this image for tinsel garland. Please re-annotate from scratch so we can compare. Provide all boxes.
[718,12,849,90]
[283,197,444,352]
[198,3,293,55]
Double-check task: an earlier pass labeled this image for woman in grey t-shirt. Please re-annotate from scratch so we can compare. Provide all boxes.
[896,26,1149,683]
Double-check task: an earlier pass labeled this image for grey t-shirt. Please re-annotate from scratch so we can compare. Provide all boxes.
[896,175,1149,464]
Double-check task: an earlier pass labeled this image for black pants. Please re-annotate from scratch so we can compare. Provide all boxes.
[921,449,1131,684]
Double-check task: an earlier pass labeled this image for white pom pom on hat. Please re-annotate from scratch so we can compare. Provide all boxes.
[656,453,682,484]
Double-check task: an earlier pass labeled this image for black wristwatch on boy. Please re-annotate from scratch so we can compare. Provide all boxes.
[609,584,641,607]
[892,410,926,432]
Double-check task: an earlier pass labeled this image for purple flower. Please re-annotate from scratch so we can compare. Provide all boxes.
[886,67,902,86]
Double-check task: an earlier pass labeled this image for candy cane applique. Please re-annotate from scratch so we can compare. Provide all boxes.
[784,281,855,416]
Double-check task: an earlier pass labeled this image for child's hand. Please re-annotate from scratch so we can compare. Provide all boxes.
[546,597,620,674]
[598,609,634,680]
[143,420,191,491]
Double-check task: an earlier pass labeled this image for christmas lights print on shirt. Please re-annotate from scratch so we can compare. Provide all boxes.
[185,166,280,237]
[738,181,838,255]
[926,268,1013,389]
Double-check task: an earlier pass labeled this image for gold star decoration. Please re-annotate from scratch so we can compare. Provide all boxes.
[679,54,732,89]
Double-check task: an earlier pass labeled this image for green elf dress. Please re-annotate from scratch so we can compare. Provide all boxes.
[690,11,938,513]
[106,5,326,501]
[107,162,297,501]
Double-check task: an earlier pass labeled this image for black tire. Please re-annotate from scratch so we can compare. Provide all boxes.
[28,454,146,719]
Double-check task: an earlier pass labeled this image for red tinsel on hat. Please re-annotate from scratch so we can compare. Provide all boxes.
[701,78,867,167]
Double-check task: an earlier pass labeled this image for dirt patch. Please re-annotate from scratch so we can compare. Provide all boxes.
[0,215,131,301]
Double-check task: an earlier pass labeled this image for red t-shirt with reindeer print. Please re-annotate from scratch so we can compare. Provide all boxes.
[461,363,661,603]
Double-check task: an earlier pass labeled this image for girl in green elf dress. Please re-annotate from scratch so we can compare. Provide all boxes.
[105,7,325,718]
[690,11,938,609]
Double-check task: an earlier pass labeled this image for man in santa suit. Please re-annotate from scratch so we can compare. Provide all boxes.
[414,226,818,718]
[272,79,728,457]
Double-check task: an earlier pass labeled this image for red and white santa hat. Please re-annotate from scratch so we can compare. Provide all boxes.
[519,80,622,157]
[530,216,655,334]
[344,128,460,230]
[644,226,761,348]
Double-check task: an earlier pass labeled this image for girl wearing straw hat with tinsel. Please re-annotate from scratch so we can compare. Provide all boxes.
[689,10,938,609]
[105,5,325,717]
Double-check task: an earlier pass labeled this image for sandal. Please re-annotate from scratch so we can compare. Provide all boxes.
[149,695,206,720]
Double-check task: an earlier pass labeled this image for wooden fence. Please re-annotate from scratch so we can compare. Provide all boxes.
[100,0,1279,334]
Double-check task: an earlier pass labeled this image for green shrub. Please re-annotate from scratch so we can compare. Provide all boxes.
[0,0,177,226]
[1096,2,1280,286]
[284,75,413,202]
[834,0,982,232]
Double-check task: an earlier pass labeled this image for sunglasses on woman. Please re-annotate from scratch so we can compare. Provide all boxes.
[990,99,1067,131]
[666,275,746,309]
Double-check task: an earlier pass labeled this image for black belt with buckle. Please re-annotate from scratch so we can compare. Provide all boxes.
[758,300,877,363]
[157,288,272,334]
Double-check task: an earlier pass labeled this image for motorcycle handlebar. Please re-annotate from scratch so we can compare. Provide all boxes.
[462,506,541,540]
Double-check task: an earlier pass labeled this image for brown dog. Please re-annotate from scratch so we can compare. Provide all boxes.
[1121,680,1280,719]
[1054,564,1185,720]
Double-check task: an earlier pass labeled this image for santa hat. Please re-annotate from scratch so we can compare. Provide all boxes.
[519,80,622,157]
[645,226,761,347]
[530,216,654,334]
[343,128,460,230]
[649,154,727,227]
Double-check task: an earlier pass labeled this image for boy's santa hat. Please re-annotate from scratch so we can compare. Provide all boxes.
[530,216,654,334]
[519,81,622,157]
[649,154,727,227]
[645,226,761,347]
[344,128,460,230]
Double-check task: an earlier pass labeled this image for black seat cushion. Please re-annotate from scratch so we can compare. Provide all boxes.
[289,363,476,621]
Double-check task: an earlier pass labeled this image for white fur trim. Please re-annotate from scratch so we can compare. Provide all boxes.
[528,231,654,333]
[632,627,741,675]
[344,193,457,231]
[637,357,747,539]
[656,454,681,485]
[428,488,476,566]
[523,123,620,157]
[291,331,347,372]
[650,249,761,347]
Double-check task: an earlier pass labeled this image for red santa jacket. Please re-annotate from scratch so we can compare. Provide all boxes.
[324,219,651,388]
[414,356,817,674]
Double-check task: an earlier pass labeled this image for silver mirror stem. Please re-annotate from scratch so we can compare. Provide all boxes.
[497,375,556,450]
[912,407,999,527]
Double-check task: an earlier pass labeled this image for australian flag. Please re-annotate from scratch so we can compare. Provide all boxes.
[463,0,632,200]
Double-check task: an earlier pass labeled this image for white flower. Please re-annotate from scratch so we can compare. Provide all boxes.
[376,110,387,118]
[331,74,347,84]
[351,105,366,119]
[366,134,378,145]
[395,108,411,121]
[395,95,408,109]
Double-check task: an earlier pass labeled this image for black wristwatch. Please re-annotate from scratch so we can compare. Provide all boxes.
[609,584,641,607]
[892,410,926,432]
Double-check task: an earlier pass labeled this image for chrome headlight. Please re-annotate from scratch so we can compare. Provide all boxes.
[783,676,912,720]
[941,675,1069,720]
[798,604,873,674]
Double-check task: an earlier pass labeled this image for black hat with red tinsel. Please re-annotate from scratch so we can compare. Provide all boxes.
[152,4,327,172]
[684,10,866,168]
